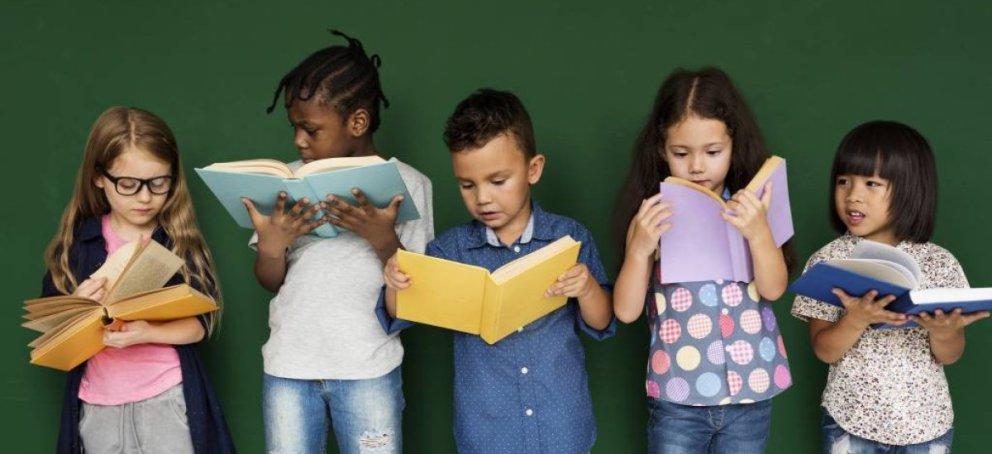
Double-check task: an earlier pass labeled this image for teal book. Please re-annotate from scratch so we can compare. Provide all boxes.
[195,156,420,238]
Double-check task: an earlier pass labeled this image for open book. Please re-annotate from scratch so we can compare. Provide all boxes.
[789,240,992,328]
[396,236,581,344]
[23,240,218,371]
[658,155,793,284]
[195,155,420,238]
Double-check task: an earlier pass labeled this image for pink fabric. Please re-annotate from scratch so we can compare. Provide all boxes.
[78,215,182,405]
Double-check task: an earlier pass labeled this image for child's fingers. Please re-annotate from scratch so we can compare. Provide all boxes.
[242,198,266,227]
[386,194,405,214]
[761,182,773,208]
[873,294,898,308]
[289,198,310,218]
[961,311,991,327]
[274,192,288,214]
[351,188,376,215]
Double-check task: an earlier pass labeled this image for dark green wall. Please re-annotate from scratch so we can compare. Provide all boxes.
[3,1,991,451]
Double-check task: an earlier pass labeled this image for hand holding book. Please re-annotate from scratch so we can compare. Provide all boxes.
[831,288,907,329]
[625,193,671,260]
[721,183,774,242]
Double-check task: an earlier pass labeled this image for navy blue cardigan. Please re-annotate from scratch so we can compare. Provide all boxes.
[42,217,235,453]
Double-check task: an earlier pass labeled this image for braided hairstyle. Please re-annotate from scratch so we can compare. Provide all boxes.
[267,30,390,134]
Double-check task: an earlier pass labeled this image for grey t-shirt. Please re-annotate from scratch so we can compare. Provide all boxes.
[251,160,433,379]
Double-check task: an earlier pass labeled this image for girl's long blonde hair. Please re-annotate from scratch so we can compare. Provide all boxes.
[44,106,222,335]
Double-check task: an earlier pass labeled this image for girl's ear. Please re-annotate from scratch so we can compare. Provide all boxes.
[347,109,371,138]
[527,154,546,185]
[93,174,105,189]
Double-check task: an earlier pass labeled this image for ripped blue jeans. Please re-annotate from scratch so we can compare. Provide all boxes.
[821,409,952,454]
[263,366,404,454]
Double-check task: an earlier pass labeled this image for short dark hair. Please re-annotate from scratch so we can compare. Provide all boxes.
[443,89,536,158]
[829,120,938,243]
[267,30,389,134]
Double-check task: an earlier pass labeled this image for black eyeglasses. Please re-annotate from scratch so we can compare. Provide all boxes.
[98,167,174,196]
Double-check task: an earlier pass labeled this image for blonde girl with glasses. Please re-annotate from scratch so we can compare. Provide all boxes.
[41,106,234,453]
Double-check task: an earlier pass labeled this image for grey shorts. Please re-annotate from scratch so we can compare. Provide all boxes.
[79,383,193,454]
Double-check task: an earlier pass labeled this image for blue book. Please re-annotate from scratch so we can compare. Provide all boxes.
[194,156,420,238]
[789,240,992,328]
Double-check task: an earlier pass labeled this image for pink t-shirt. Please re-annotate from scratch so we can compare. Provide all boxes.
[78,215,183,405]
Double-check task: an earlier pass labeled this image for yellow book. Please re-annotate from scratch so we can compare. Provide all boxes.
[396,236,581,344]
[22,240,219,371]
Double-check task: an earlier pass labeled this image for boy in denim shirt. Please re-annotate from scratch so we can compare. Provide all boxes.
[377,89,614,453]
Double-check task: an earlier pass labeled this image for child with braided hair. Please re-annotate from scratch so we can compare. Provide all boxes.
[242,30,434,454]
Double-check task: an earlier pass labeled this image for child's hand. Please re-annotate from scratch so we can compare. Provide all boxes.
[626,193,671,259]
[833,288,907,328]
[72,277,107,300]
[383,253,411,291]
[546,264,596,299]
[911,309,989,339]
[722,182,773,241]
[103,320,154,349]
[243,192,325,255]
[324,189,404,245]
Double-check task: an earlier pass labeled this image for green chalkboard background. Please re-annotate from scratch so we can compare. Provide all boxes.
[3,1,991,452]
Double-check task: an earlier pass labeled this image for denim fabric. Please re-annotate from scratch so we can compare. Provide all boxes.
[821,409,953,454]
[263,366,404,454]
[647,398,772,453]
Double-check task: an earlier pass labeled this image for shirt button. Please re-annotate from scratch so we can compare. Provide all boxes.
[525,408,534,416]
[520,366,529,375]
[513,245,521,253]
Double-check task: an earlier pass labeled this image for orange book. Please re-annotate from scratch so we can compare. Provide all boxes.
[23,240,218,371]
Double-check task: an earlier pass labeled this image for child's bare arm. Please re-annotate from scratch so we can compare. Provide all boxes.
[548,264,612,330]
[809,289,905,363]
[244,193,325,292]
[614,194,671,323]
[103,317,204,348]
[911,309,989,365]
[723,185,787,300]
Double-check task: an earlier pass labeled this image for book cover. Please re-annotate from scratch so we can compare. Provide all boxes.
[395,236,581,343]
[658,156,793,284]
[789,240,992,328]
[22,241,218,371]
[195,156,420,238]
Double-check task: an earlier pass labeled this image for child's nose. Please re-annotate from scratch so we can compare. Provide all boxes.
[294,129,309,150]
[689,155,705,173]
[135,185,153,202]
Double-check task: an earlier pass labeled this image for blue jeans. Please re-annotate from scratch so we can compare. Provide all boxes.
[821,409,953,453]
[647,398,772,454]
[263,367,404,454]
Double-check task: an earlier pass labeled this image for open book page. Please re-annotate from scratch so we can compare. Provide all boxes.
[911,287,992,305]
[102,240,185,304]
[294,155,386,178]
[202,159,295,178]
[89,240,141,292]
[108,284,217,321]
[851,240,921,285]
[490,236,579,284]
[22,306,98,333]
[828,259,917,289]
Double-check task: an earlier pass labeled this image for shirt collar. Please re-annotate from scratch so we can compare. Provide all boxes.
[468,200,555,249]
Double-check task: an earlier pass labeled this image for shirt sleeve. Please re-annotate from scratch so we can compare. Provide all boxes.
[572,227,616,341]
[396,173,434,254]
[791,250,844,323]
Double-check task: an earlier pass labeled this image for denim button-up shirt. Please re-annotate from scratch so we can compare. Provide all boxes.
[377,202,615,453]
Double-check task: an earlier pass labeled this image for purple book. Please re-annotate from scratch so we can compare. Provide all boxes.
[658,156,794,284]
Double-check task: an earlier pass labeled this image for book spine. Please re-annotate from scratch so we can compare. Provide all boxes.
[293,178,339,238]
[726,224,752,283]
[479,277,501,344]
